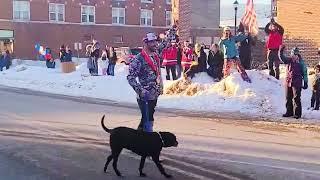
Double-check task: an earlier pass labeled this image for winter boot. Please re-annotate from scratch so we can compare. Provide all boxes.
[282,113,293,117]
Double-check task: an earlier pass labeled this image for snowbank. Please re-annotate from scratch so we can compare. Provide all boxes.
[0,59,319,122]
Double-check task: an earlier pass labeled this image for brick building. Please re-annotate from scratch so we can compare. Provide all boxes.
[274,0,320,65]
[172,0,221,45]
[0,0,174,59]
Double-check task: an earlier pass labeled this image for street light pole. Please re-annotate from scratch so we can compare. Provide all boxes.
[233,0,239,35]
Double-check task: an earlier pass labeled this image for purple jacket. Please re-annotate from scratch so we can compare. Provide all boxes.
[281,55,308,88]
[127,53,163,100]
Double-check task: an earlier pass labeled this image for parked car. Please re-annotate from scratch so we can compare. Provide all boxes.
[115,47,142,65]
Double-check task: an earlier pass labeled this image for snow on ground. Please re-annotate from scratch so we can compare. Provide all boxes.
[0,59,319,123]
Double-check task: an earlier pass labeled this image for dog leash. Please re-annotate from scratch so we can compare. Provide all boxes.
[157,132,165,146]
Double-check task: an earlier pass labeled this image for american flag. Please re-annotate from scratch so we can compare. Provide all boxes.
[241,0,259,36]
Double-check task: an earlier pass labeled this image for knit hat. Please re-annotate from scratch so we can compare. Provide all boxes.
[223,26,231,32]
[291,47,300,56]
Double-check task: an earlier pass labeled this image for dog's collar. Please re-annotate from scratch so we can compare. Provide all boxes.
[157,132,165,146]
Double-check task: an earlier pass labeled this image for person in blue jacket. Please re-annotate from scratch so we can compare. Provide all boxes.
[219,26,251,83]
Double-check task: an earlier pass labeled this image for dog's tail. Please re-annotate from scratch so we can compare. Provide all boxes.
[101,115,111,133]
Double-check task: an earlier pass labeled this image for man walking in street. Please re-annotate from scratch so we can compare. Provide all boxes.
[265,18,284,80]
[127,32,163,132]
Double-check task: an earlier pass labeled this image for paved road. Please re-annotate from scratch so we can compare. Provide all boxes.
[0,88,320,180]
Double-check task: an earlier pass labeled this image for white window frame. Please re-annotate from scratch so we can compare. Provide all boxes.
[81,5,95,24]
[13,0,30,21]
[165,11,172,27]
[49,3,65,22]
[112,8,125,25]
[141,0,153,4]
[166,0,172,4]
[140,9,153,27]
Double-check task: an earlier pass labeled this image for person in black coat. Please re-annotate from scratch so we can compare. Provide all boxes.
[207,44,224,81]
[65,46,73,62]
[238,23,256,70]
[59,44,67,62]
[176,42,182,78]
[107,47,117,76]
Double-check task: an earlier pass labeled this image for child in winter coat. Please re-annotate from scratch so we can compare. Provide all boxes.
[45,48,55,69]
[280,47,308,119]
[311,65,320,110]
[219,26,251,83]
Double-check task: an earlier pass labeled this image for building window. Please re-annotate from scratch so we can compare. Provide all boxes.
[49,3,65,22]
[81,5,95,23]
[112,8,125,25]
[113,36,123,43]
[165,11,172,27]
[140,9,152,26]
[166,0,172,4]
[141,0,153,3]
[13,0,30,21]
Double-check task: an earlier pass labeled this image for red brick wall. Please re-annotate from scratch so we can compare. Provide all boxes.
[277,0,320,65]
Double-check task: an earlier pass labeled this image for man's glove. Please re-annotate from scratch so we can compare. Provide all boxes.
[303,81,308,90]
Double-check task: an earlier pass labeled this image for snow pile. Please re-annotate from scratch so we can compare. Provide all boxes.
[0,60,319,122]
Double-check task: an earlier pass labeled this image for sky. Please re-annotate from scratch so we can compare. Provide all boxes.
[221,0,270,5]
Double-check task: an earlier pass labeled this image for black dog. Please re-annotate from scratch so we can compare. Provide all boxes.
[101,115,178,178]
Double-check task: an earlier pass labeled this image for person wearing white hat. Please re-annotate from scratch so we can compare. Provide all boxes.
[127,32,163,132]
[219,26,251,83]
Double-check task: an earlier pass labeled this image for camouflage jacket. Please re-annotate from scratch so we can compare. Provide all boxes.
[127,53,163,100]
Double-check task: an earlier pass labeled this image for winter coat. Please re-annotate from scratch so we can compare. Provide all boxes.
[208,50,224,69]
[45,53,53,61]
[239,35,255,59]
[162,46,178,66]
[312,74,320,91]
[265,23,284,50]
[281,54,308,88]
[109,51,117,65]
[219,34,247,59]
[60,50,66,62]
[91,42,101,58]
[65,50,72,62]
[181,47,193,68]
[127,52,163,101]
[195,48,207,72]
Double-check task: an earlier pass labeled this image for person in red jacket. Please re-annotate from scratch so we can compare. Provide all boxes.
[265,18,284,80]
[162,40,178,80]
[181,41,193,78]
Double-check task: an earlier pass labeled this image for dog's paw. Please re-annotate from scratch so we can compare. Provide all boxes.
[140,172,147,177]
[103,168,107,173]
[165,174,173,179]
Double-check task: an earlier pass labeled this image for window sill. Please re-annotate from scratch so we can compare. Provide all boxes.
[141,1,153,4]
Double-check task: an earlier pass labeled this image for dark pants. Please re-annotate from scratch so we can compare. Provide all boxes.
[240,53,252,70]
[107,63,115,76]
[46,61,55,68]
[311,90,320,110]
[207,66,223,80]
[165,65,177,80]
[285,86,302,117]
[267,49,280,80]
[93,58,99,75]
[137,99,157,131]
[184,66,197,79]
[176,64,182,78]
